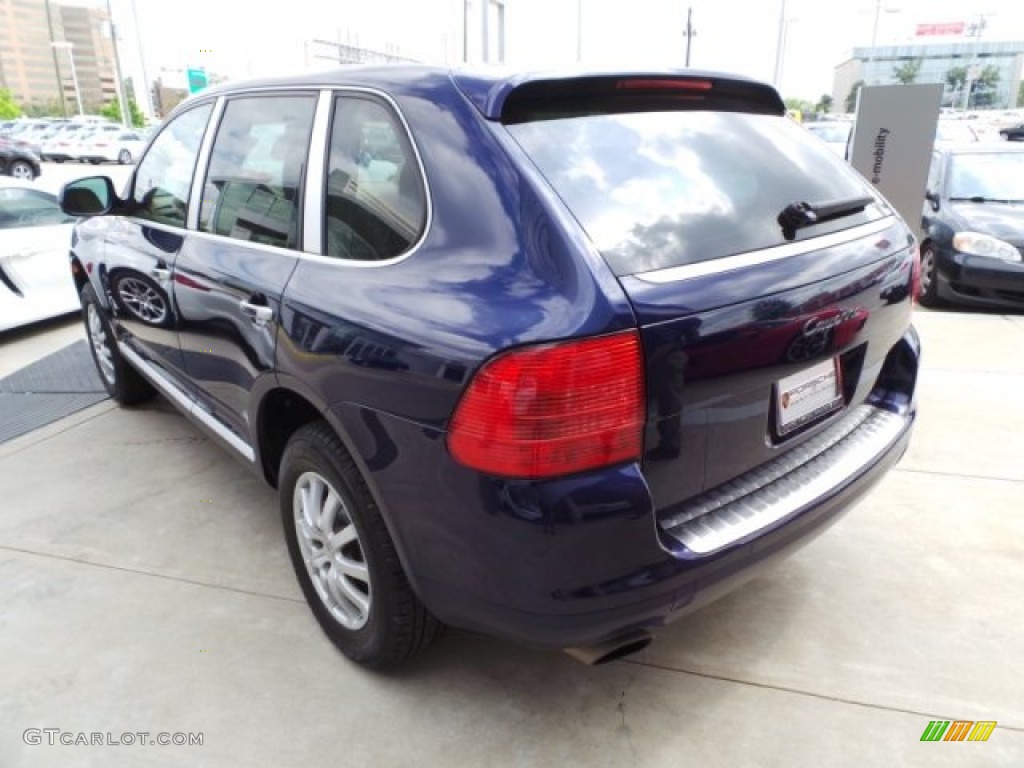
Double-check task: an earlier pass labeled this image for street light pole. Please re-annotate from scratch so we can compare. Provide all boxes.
[51,42,83,116]
[129,0,155,121]
[105,0,131,126]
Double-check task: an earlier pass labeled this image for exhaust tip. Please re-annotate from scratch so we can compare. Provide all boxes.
[564,631,652,666]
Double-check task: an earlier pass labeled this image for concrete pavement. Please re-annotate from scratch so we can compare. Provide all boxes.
[1,308,1022,767]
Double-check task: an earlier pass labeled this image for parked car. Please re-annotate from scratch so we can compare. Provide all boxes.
[59,67,920,668]
[1000,123,1024,141]
[935,120,979,144]
[804,121,852,157]
[0,178,77,331]
[78,129,148,165]
[42,127,96,163]
[0,138,41,180]
[66,124,122,163]
[919,144,1024,308]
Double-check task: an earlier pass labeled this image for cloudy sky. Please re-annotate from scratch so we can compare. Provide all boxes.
[85,0,1024,110]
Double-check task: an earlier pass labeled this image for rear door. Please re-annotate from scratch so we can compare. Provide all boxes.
[504,77,917,508]
[173,92,318,445]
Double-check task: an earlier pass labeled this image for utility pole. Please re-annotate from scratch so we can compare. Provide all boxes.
[684,6,695,67]
[104,0,131,126]
[773,0,787,89]
[577,0,582,62]
[962,15,987,111]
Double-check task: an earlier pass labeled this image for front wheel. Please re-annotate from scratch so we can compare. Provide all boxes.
[918,243,944,308]
[8,160,36,180]
[80,283,155,404]
[279,422,442,667]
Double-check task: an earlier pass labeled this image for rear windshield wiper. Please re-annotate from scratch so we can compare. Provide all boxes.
[777,195,875,240]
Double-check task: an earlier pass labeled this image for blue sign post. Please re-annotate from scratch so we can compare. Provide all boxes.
[187,67,208,94]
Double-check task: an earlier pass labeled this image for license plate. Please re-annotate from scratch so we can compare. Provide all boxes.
[775,358,844,436]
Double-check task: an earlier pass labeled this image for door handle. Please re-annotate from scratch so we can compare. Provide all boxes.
[239,300,273,325]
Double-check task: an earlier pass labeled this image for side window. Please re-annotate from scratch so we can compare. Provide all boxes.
[0,188,73,229]
[199,94,316,250]
[132,103,213,227]
[324,96,426,261]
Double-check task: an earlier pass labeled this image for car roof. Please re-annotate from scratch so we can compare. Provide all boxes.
[185,65,782,121]
[935,143,1024,155]
[0,177,47,192]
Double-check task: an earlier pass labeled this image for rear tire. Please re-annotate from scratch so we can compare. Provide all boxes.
[80,283,155,404]
[279,422,443,668]
[118,149,132,164]
[918,243,944,308]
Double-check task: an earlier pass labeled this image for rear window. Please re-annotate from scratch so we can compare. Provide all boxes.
[507,111,883,276]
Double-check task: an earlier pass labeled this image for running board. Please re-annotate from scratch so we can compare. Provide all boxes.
[118,342,255,462]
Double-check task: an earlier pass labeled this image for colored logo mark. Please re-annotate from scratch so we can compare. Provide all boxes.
[920,720,997,742]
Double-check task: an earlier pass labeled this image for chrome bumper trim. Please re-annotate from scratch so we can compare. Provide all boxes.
[659,405,908,555]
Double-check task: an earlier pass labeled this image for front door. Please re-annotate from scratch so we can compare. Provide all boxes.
[106,103,214,379]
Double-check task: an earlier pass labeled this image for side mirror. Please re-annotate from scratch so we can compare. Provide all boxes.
[924,191,940,212]
[59,176,118,217]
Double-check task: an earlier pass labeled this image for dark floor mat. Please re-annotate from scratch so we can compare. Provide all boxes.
[0,340,108,444]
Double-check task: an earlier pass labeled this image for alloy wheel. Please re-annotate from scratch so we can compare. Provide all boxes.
[10,161,34,180]
[117,277,168,324]
[87,303,116,385]
[920,248,936,296]
[293,471,372,630]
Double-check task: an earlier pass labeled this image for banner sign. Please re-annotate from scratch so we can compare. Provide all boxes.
[916,22,965,36]
[849,84,943,240]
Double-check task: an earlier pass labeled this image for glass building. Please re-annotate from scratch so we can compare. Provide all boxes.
[833,40,1024,111]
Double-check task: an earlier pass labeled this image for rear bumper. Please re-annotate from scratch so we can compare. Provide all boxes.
[337,327,920,649]
[422,415,911,648]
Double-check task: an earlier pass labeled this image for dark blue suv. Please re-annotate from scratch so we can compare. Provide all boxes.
[60,67,920,667]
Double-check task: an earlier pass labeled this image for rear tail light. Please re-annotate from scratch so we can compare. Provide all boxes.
[616,78,713,92]
[448,331,645,479]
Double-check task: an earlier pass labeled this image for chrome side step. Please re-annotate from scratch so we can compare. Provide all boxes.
[118,342,256,462]
[659,405,909,555]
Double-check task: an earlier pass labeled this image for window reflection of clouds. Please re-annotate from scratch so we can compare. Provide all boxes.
[510,111,874,275]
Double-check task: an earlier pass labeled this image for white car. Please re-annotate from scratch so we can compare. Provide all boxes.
[42,127,97,163]
[78,129,148,165]
[66,125,122,163]
[0,178,79,332]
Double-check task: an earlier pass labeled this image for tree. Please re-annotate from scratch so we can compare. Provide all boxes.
[945,65,1001,108]
[815,94,833,114]
[0,89,22,119]
[99,96,145,127]
[945,66,968,93]
[1018,82,1024,108]
[970,65,1001,108]
[783,97,814,118]
[893,58,922,85]
[21,101,64,118]
[845,80,864,113]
